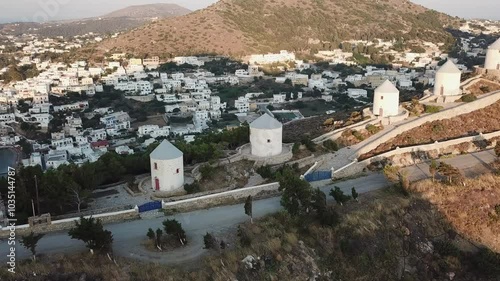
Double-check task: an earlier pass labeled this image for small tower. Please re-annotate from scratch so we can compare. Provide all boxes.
[373,80,400,117]
[433,60,462,96]
[485,38,500,70]
[150,140,184,192]
[250,113,283,157]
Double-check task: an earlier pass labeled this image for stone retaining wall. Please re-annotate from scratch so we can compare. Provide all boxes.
[333,131,500,179]
[0,209,139,238]
[162,182,280,213]
[355,90,500,158]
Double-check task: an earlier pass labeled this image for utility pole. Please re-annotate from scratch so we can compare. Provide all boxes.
[31,199,36,218]
[34,175,40,216]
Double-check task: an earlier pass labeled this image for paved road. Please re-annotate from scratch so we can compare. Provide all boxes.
[403,149,497,181]
[1,150,495,264]
[0,174,388,264]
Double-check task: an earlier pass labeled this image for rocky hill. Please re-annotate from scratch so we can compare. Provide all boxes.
[100,3,191,19]
[0,4,190,38]
[97,0,458,57]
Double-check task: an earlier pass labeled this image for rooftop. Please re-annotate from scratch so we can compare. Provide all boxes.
[150,140,183,160]
[375,80,399,94]
[250,113,282,130]
[489,38,500,50]
[437,60,461,74]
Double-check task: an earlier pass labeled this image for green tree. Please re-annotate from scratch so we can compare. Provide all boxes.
[203,232,218,250]
[323,140,339,151]
[147,228,155,241]
[311,188,327,215]
[20,232,45,261]
[244,195,253,223]
[68,216,113,254]
[70,185,91,213]
[437,162,463,185]
[163,219,187,245]
[351,187,359,202]
[292,142,301,155]
[279,167,313,216]
[155,228,163,250]
[330,187,351,206]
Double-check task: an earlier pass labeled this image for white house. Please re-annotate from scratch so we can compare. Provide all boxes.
[373,80,400,117]
[347,89,368,99]
[138,125,160,137]
[115,145,134,155]
[273,94,286,103]
[235,97,250,113]
[150,140,184,192]
[0,113,15,123]
[250,114,283,158]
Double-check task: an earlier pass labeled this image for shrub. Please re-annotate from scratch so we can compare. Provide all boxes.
[256,165,273,179]
[184,181,201,194]
[292,142,300,155]
[431,124,444,133]
[365,124,381,135]
[351,130,365,141]
[323,139,339,151]
[460,94,477,103]
[424,105,443,113]
[199,164,215,180]
[301,138,317,152]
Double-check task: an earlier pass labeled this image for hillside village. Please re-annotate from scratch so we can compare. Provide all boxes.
[0,4,500,279]
[0,30,494,171]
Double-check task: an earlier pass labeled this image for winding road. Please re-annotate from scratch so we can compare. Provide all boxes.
[0,149,496,264]
[0,174,388,264]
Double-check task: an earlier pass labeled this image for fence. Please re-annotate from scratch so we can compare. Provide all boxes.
[304,171,332,182]
[138,201,162,213]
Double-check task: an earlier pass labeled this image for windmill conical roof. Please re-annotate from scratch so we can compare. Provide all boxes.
[250,113,282,129]
[489,38,500,50]
[375,80,399,94]
[150,140,183,160]
[437,60,461,74]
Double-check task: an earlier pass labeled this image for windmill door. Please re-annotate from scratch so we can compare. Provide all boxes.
[155,178,160,191]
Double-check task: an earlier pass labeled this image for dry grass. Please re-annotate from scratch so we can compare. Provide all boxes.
[200,160,254,191]
[410,174,500,253]
[361,100,500,159]
[468,80,500,96]
[5,187,500,281]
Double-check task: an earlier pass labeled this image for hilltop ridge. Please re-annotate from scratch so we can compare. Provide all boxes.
[97,0,458,57]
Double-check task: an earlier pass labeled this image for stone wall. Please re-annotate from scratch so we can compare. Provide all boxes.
[355,90,500,158]
[162,182,280,213]
[333,131,500,179]
[0,209,139,238]
[313,117,377,143]
[124,95,155,102]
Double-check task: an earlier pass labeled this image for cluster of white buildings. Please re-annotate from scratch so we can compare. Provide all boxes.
[247,50,296,65]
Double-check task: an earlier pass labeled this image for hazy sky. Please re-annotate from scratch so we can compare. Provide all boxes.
[0,0,499,23]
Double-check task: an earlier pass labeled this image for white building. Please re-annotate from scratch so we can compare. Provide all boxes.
[115,145,134,155]
[373,80,400,117]
[484,38,500,70]
[250,114,283,158]
[273,94,286,104]
[347,89,368,99]
[150,140,184,192]
[433,61,462,96]
[235,97,250,113]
